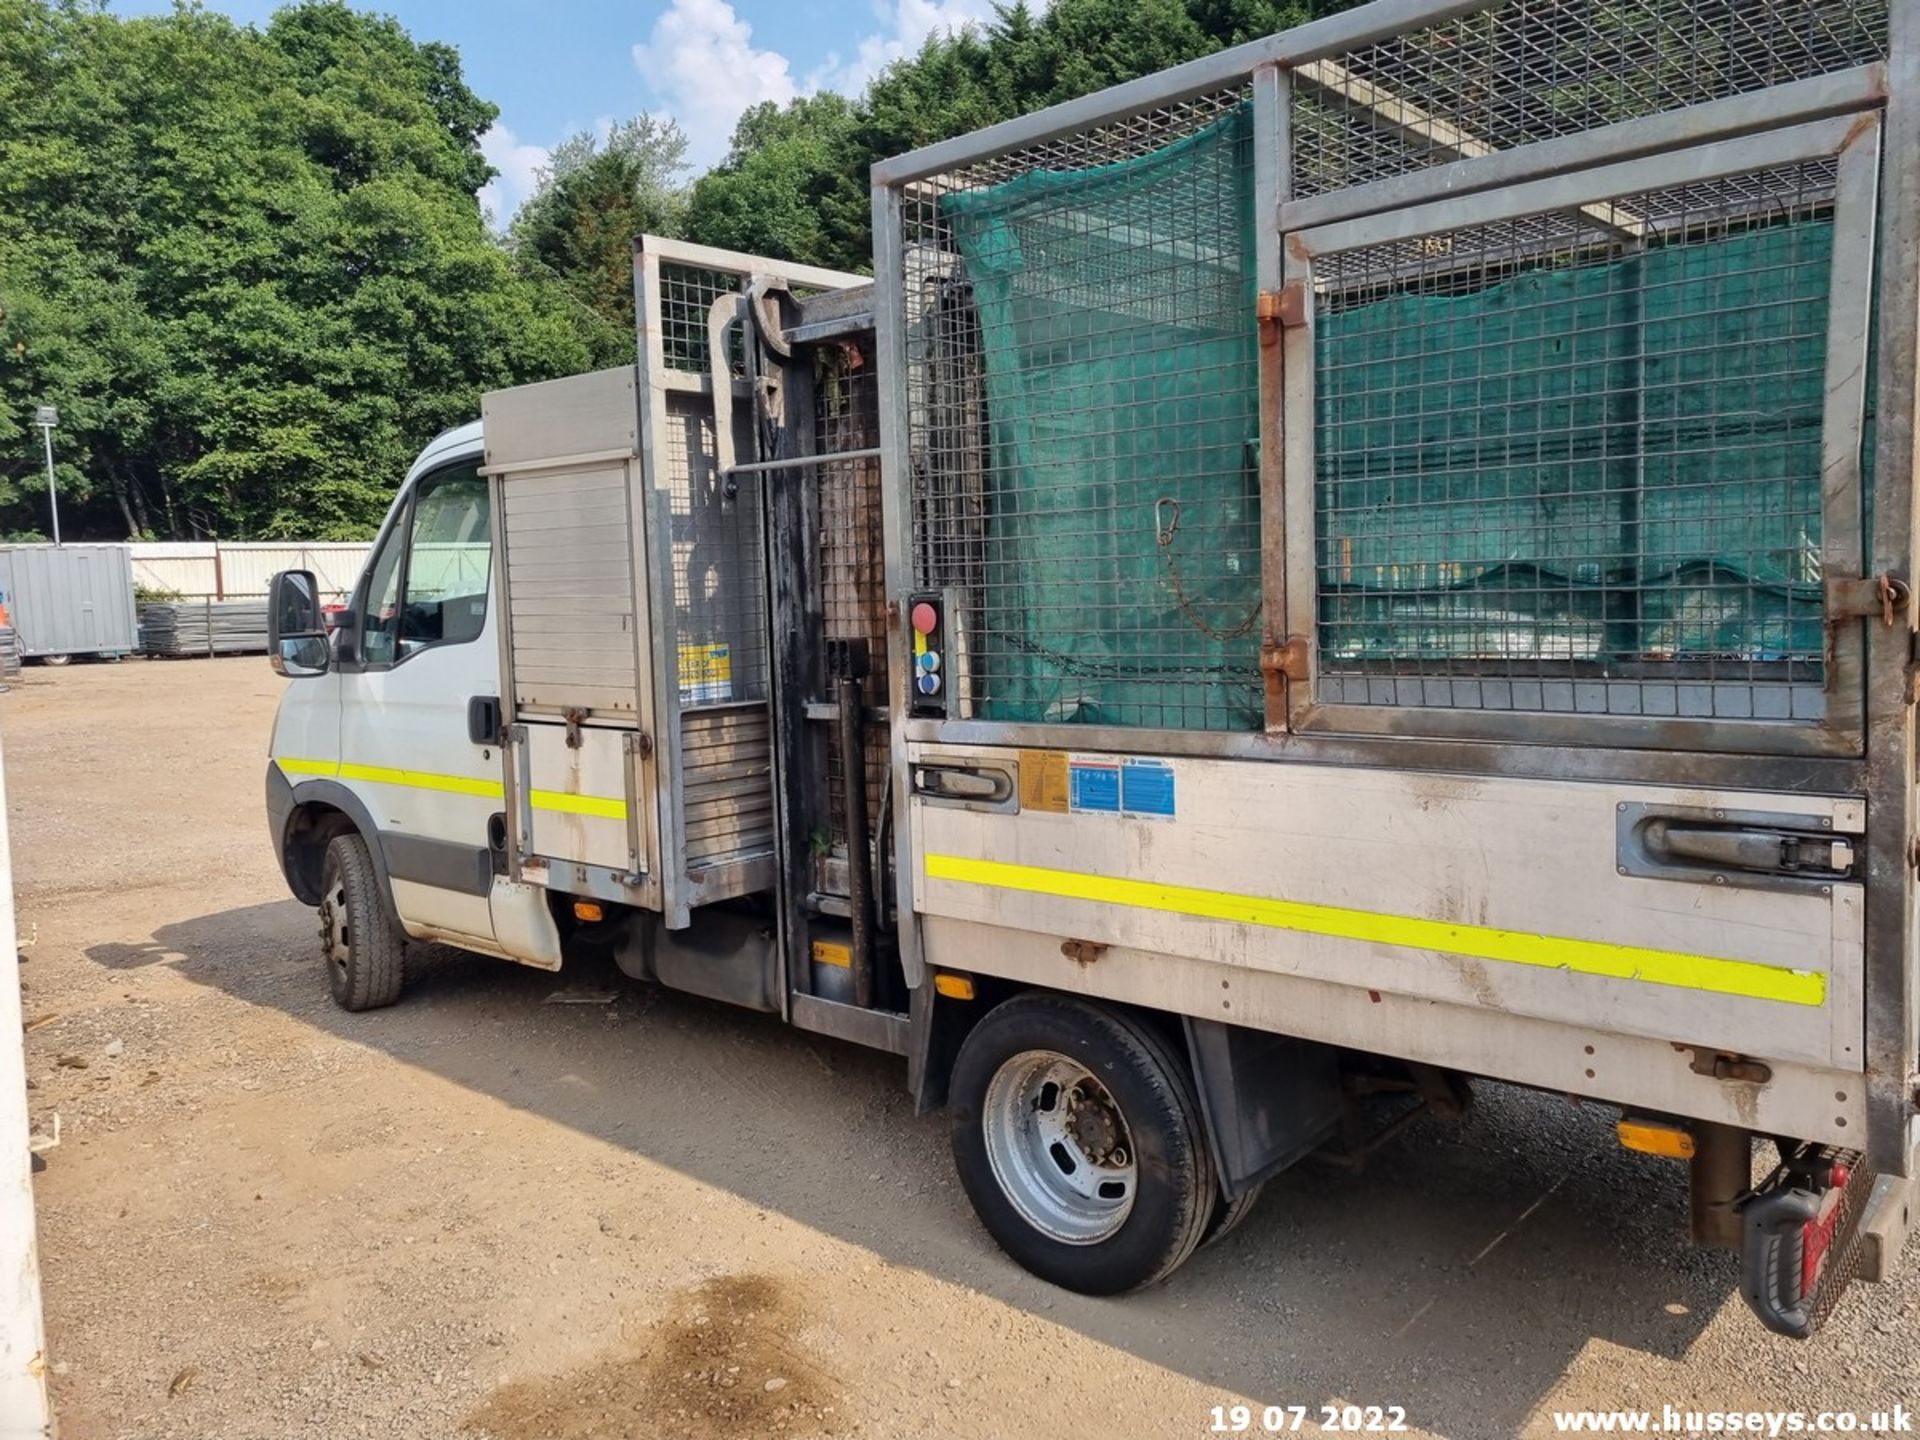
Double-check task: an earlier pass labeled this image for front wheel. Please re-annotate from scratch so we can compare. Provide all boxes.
[949,995,1218,1295]
[319,832,406,1011]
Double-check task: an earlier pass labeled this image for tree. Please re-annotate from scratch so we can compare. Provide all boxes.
[509,115,690,348]
[684,94,867,272]
[680,0,1343,273]
[0,0,603,541]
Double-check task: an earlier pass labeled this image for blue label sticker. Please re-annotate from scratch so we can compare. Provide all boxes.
[1068,761,1120,814]
[1121,760,1176,818]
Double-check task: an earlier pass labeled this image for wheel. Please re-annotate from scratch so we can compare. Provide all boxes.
[319,832,405,1011]
[37,653,71,667]
[1201,1181,1265,1248]
[949,995,1218,1295]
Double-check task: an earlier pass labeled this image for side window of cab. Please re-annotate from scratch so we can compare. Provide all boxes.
[354,463,492,668]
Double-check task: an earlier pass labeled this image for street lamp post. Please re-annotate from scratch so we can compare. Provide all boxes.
[32,405,59,546]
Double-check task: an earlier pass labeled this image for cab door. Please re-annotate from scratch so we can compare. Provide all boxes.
[338,457,503,944]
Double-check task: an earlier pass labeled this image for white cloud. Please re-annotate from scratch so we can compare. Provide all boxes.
[811,0,1004,95]
[634,0,800,168]
[635,0,1020,170]
[478,123,551,227]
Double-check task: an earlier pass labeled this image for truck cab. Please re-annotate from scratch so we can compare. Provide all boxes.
[264,419,567,1002]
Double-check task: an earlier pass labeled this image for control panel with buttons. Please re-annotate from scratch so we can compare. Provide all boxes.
[907,592,947,717]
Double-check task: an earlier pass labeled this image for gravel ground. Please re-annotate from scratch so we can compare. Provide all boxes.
[6,658,1917,1440]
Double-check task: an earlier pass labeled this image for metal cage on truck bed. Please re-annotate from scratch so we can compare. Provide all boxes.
[871,0,1920,1190]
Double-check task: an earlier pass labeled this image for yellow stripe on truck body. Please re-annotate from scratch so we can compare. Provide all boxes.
[923,853,1824,1007]
[276,757,626,819]
[907,746,1860,1073]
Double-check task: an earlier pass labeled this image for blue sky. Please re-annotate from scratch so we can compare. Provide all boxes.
[111,0,1000,221]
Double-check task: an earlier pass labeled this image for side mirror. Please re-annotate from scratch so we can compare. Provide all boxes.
[269,569,330,678]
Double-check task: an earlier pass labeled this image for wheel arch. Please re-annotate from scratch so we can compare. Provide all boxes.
[267,766,400,924]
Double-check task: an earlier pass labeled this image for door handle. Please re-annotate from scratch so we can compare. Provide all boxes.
[1620,802,1858,890]
[912,763,1014,808]
[1648,823,1854,877]
[468,695,502,746]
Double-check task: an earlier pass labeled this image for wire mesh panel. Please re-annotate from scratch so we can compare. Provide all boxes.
[1308,156,1852,722]
[663,392,769,707]
[1292,0,1888,200]
[659,263,746,375]
[900,88,1264,731]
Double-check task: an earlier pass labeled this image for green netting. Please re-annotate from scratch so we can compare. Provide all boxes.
[941,106,1263,730]
[1315,219,1833,676]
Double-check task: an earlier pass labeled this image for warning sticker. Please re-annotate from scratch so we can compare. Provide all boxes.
[1068,757,1121,814]
[1018,750,1070,813]
[1121,759,1176,818]
[677,642,733,704]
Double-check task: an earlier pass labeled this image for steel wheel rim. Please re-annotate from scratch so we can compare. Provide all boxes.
[320,876,351,983]
[982,1049,1138,1245]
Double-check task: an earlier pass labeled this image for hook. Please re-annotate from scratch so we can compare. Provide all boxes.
[1154,497,1180,548]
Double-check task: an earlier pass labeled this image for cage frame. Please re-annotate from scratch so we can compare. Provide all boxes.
[632,236,867,928]
[1282,108,1883,756]
[870,0,1920,1172]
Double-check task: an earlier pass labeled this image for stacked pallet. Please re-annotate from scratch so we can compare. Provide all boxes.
[139,599,272,657]
[0,626,19,679]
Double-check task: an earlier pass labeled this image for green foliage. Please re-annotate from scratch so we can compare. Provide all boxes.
[0,0,602,540]
[509,116,691,354]
[681,0,1348,272]
[684,94,865,271]
[1,0,1365,539]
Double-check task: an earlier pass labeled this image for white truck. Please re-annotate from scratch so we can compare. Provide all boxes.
[265,0,1920,1335]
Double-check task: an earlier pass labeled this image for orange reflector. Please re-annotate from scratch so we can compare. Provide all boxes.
[1617,1118,1694,1159]
[810,940,852,969]
[572,900,605,923]
[933,973,975,1000]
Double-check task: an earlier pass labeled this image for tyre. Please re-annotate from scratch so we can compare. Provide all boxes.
[319,832,406,1011]
[949,995,1218,1295]
[1201,1181,1264,1248]
[37,654,71,667]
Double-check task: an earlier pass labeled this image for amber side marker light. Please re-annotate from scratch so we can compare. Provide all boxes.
[1617,1117,1695,1159]
[933,973,975,1000]
[572,900,605,923]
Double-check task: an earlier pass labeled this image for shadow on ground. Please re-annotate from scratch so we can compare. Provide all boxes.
[89,898,1741,1437]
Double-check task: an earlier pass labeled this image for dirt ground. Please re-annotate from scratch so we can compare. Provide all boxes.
[6,658,1917,1440]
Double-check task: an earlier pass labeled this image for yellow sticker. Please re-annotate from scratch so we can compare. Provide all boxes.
[677,642,733,703]
[1018,749,1070,814]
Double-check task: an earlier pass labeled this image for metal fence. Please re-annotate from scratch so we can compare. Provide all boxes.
[127,542,372,600]
[1288,0,1888,200]
[1307,155,1843,722]
[663,390,769,707]
[875,0,1893,747]
[896,86,1264,732]
[633,236,868,921]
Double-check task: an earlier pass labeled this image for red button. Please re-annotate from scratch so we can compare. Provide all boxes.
[911,602,939,636]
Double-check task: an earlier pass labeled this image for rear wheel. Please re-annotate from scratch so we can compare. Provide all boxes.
[950,995,1217,1295]
[319,832,405,1011]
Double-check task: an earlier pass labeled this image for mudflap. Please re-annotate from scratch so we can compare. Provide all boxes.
[1739,1145,1873,1338]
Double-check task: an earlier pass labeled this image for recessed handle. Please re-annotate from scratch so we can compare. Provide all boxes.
[1642,820,1854,879]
